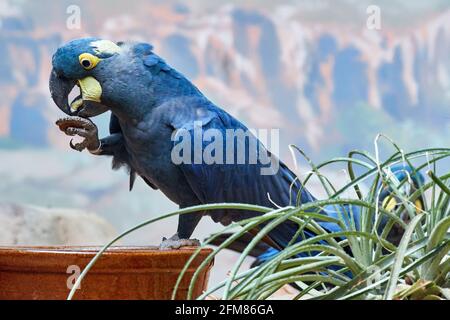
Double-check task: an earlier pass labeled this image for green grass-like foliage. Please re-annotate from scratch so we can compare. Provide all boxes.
[68,136,450,300]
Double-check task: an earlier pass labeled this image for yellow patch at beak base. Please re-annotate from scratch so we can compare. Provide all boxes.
[78,76,102,103]
[382,196,398,212]
[70,98,83,113]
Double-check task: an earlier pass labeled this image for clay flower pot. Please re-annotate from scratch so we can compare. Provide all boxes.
[0,246,213,300]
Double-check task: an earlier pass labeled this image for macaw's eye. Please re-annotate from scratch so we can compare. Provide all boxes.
[79,53,100,70]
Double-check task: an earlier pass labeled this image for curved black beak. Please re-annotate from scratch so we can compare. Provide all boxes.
[49,68,109,118]
[49,68,77,116]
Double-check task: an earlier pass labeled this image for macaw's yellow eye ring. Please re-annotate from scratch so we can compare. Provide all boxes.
[79,53,100,70]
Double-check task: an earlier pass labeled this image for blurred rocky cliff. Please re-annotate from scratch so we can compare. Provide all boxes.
[1,0,449,157]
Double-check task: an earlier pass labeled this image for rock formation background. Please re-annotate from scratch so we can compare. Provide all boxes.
[0,0,449,286]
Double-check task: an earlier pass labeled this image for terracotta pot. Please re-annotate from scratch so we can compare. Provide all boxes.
[0,246,213,300]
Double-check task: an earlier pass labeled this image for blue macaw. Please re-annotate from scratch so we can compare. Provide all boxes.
[49,38,423,253]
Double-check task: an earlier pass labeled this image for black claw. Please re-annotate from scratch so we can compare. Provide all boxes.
[69,139,83,152]
[69,138,77,150]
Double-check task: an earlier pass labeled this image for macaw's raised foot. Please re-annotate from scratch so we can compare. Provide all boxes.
[56,116,100,152]
[159,233,201,250]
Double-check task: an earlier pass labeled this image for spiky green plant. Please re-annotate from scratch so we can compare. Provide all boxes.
[68,136,450,300]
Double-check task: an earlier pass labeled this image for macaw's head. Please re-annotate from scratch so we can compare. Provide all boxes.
[379,164,425,211]
[378,163,425,245]
[49,38,124,117]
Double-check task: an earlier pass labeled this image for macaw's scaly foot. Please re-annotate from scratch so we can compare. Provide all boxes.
[56,116,100,152]
[159,233,200,250]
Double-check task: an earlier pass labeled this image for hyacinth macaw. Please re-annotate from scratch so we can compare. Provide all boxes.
[210,164,425,267]
[49,38,423,253]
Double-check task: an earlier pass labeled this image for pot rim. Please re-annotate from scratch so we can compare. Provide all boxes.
[0,245,209,254]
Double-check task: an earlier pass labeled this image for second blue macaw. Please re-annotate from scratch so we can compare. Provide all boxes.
[210,164,425,267]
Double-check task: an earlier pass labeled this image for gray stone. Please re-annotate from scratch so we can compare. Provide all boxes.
[0,203,116,246]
